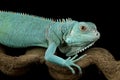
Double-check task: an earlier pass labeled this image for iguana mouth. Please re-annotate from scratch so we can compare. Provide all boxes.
[76,42,95,54]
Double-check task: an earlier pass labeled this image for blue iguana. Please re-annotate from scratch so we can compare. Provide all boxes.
[0,11,100,74]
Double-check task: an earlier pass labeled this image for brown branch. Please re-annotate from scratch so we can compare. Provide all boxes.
[79,48,120,80]
[0,46,46,76]
[0,45,120,80]
[46,48,120,80]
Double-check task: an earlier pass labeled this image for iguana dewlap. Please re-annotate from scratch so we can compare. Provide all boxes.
[0,11,100,74]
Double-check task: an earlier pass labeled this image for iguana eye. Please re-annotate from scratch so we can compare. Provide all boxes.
[80,26,87,31]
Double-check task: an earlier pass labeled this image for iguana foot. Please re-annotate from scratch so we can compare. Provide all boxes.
[64,54,87,74]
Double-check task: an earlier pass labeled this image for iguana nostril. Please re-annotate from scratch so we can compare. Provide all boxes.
[96,33,99,36]
[96,32,100,38]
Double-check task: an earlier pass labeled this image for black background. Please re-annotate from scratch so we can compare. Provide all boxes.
[0,0,120,80]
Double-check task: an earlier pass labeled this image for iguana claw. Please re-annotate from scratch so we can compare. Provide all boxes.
[64,54,87,74]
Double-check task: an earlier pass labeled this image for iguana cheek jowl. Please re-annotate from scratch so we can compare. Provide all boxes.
[66,42,95,56]
[77,42,95,53]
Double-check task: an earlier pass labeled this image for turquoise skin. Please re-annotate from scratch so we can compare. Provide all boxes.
[0,11,100,74]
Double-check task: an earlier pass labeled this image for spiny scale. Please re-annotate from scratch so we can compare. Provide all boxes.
[56,18,72,22]
[0,10,73,23]
[76,42,95,53]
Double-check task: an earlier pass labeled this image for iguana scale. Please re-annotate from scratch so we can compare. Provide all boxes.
[0,11,100,74]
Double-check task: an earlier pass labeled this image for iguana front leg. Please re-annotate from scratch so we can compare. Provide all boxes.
[45,42,85,74]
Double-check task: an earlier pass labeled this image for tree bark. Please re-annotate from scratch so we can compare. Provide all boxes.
[0,45,120,80]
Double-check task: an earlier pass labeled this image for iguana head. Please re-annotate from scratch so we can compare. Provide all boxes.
[59,21,100,56]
